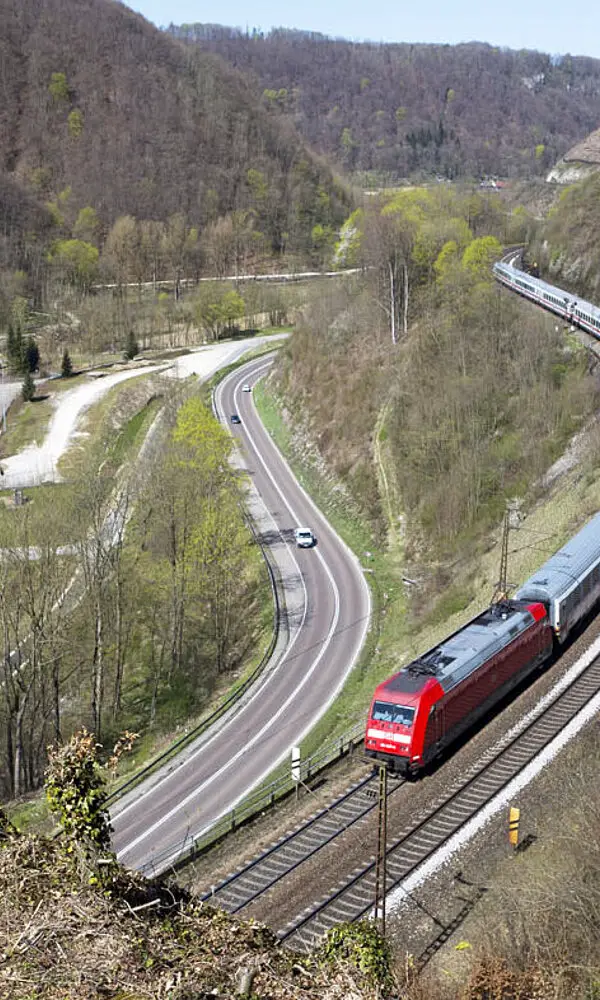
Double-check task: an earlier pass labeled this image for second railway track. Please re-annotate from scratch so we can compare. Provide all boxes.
[199,771,405,912]
[197,649,600,951]
[279,651,600,950]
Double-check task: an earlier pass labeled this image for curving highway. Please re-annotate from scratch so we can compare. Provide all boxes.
[111,354,371,873]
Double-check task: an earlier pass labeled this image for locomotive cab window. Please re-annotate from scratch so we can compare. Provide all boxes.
[372,701,415,727]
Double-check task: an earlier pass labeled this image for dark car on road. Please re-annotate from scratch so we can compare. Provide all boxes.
[230,414,241,425]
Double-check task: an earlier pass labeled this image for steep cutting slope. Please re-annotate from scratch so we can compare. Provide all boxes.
[547,127,600,184]
[533,169,600,301]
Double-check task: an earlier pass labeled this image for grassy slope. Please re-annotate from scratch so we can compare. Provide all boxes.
[0,373,92,459]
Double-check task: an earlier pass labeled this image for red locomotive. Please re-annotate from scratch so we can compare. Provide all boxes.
[365,513,600,775]
[365,600,552,776]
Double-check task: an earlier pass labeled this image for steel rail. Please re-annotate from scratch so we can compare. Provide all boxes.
[275,653,600,950]
[199,771,405,912]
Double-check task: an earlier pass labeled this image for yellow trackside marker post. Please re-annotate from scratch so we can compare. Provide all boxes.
[509,806,520,848]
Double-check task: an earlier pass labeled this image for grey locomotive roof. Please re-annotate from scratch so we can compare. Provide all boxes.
[494,263,600,324]
[516,513,600,606]
[384,602,535,696]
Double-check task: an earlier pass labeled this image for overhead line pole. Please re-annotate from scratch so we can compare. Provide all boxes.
[374,763,388,936]
[492,499,522,604]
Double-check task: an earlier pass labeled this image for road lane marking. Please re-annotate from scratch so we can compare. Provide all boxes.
[118,361,339,861]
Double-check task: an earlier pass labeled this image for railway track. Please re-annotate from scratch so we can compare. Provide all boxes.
[199,650,600,951]
[278,652,600,951]
[200,771,404,912]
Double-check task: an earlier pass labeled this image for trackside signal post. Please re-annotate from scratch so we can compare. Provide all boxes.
[291,746,301,781]
[291,746,301,800]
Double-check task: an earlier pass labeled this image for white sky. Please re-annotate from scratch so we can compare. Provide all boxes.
[124,0,600,59]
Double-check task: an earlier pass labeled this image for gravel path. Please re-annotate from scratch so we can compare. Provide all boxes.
[1,365,168,487]
[0,337,281,488]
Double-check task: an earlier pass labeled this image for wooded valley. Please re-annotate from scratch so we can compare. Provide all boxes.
[1,1,600,996]
[172,24,600,182]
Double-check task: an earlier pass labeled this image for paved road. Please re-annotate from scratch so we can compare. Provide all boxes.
[94,268,362,290]
[111,355,371,873]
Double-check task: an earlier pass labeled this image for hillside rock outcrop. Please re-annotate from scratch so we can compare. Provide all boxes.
[547,126,600,183]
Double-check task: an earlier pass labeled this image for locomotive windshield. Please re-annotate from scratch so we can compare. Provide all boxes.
[372,701,415,727]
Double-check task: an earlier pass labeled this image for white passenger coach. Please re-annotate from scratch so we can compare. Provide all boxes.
[493,259,600,339]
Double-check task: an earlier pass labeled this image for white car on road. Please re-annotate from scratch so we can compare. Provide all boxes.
[294,527,315,548]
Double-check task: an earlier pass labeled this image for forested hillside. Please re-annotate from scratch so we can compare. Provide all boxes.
[268,186,597,564]
[0,0,350,326]
[170,24,600,181]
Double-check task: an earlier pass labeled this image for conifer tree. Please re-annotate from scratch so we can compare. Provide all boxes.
[123,330,139,360]
[21,370,35,402]
[25,337,40,373]
[61,348,73,378]
[7,324,23,373]
[6,324,16,366]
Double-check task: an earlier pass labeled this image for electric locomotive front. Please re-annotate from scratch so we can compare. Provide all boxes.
[365,672,442,776]
[365,599,552,776]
